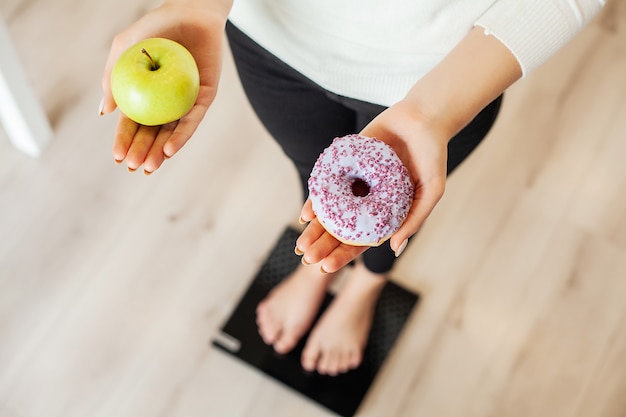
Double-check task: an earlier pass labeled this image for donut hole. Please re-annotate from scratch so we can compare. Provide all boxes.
[351,178,371,197]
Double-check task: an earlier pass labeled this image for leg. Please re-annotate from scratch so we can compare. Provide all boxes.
[227,21,358,354]
[228,21,502,374]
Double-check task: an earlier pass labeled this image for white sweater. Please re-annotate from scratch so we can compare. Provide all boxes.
[229,0,605,106]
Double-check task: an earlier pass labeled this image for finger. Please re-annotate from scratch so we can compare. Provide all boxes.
[301,231,341,265]
[296,219,325,252]
[299,199,315,223]
[390,175,446,253]
[101,66,117,115]
[101,35,130,115]
[321,244,368,273]
[112,113,139,163]
[162,87,212,158]
[143,121,178,174]
[125,124,160,171]
[161,113,199,158]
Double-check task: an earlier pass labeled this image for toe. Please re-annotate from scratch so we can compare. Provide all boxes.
[256,303,281,345]
[274,332,299,354]
[259,323,281,346]
[348,349,362,370]
[318,349,335,375]
[301,344,321,372]
[336,352,351,374]
[326,351,342,376]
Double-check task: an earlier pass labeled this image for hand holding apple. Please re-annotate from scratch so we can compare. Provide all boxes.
[100,3,228,174]
[111,38,200,126]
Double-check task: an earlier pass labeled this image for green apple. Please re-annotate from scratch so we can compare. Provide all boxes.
[111,38,200,126]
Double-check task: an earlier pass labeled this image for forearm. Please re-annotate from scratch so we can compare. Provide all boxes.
[405,0,605,141]
[403,26,522,142]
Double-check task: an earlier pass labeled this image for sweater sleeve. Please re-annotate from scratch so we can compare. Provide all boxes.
[474,0,606,76]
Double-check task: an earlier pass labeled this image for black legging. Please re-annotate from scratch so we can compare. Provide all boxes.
[226,21,502,274]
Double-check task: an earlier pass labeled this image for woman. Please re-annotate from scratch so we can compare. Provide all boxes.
[100,0,605,376]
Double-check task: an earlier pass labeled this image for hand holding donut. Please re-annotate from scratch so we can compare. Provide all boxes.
[100,1,231,174]
[296,99,448,273]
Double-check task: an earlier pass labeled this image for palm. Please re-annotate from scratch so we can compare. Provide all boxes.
[102,4,225,173]
[297,100,448,272]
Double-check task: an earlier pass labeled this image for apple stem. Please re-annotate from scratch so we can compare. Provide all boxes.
[141,48,159,71]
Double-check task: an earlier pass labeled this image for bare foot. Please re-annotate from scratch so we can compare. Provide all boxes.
[301,262,386,376]
[256,263,337,354]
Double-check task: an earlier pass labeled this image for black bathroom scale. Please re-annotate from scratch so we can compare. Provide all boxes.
[212,227,419,417]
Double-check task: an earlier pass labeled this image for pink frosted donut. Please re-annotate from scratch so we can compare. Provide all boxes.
[307,134,414,246]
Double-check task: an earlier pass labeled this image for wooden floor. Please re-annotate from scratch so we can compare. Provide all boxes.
[1,1,625,416]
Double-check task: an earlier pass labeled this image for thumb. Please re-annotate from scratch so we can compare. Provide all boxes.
[100,54,118,116]
[101,37,130,116]
[299,199,315,223]
[100,70,118,116]
[389,175,446,255]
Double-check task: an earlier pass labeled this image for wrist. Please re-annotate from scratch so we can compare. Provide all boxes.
[402,26,522,142]
[385,97,456,147]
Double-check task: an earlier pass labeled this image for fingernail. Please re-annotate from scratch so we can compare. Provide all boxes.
[114,158,123,165]
[127,166,137,173]
[395,239,408,257]
[143,169,152,176]
[294,246,304,256]
[98,97,104,116]
[301,257,311,266]
[298,216,306,225]
[320,265,328,274]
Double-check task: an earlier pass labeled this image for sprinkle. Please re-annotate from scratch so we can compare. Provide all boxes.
[308,134,414,245]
